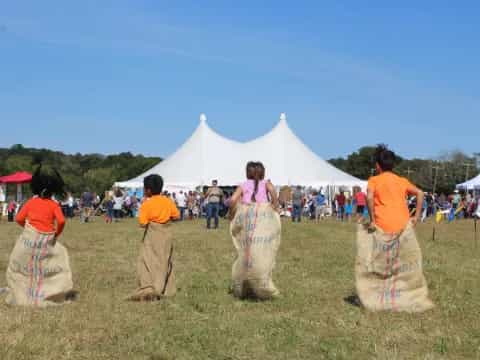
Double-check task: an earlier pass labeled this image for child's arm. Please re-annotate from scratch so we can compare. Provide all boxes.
[266,181,279,210]
[367,188,376,231]
[229,187,242,210]
[170,200,180,221]
[227,187,243,220]
[53,204,66,236]
[407,185,424,227]
[15,201,29,228]
[138,204,149,228]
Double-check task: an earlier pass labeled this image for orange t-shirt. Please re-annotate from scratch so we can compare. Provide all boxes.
[16,197,66,236]
[138,195,180,226]
[368,172,417,233]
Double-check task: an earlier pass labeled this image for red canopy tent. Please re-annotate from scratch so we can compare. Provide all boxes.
[0,171,32,184]
[0,172,32,203]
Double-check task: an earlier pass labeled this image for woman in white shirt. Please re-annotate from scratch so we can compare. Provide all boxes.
[113,189,125,221]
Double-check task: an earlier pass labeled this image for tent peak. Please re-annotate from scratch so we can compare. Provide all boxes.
[199,113,207,123]
[279,112,287,124]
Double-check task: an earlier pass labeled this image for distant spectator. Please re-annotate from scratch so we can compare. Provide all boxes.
[292,186,303,222]
[205,180,223,229]
[7,199,17,222]
[105,195,114,224]
[336,192,346,221]
[176,190,187,221]
[315,191,326,222]
[354,189,367,223]
[66,192,75,218]
[81,189,94,223]
[113,189,125,221]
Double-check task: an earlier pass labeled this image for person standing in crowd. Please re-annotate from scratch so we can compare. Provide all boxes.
[354,188,367,223]
[336,191,346,221]
[176,190,187,221]
[205,180,223,229]
[292,186,303,222]
[0,183,6,222]
[7,198,17,222]
[112,188,125,221]
[66,192,75,218]
[315,191,326,222]
[452,190,461,209]
[81,189,94,223]
[345,198,353,222]
[130,192,139,217]
[187,191,195,220]
[130,174,179,301]
[105,194,114,224]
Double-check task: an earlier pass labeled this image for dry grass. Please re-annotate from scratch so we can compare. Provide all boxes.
[0,217,479,359]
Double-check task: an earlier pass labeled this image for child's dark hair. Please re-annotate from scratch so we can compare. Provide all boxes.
[144,174,163,195]
[31,164,66,199]
[373,144,396,172]
[246,161,265,202]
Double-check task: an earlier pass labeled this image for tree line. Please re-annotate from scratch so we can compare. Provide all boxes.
[328,146,480,194]
[0,144,161,196]
[1,144,478,196]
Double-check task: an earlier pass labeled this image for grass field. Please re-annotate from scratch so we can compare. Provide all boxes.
[1,217,479,359]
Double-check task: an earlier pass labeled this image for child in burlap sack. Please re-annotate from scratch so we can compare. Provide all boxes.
[129,174,180,301]
[228,162,282,300]
[5,164,75,306]
[355,145,434,312]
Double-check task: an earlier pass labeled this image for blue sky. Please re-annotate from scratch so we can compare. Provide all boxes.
[1,1,479,160]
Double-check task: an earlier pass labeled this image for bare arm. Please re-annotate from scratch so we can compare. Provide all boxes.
[409,186,424,226]
[205,188,211,199]
[266,181,279,210]
[227,187,243,221]
[229,187,243,211]
[367,188,375,230]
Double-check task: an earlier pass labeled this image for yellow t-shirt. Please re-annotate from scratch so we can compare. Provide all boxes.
[138,195,180,226]
[368,172,417,233]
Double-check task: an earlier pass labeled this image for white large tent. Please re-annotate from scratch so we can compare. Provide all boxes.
[115,114,366,190]
[456,174,480,191]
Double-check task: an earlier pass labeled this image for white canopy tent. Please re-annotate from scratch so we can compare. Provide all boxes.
[456,174,480,191]
[115,113,366,191]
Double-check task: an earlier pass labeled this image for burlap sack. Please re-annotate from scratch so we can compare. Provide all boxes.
[129,223,176,301]
[355,222,434,313]
[230,203,281,300]
[5,224,74,307]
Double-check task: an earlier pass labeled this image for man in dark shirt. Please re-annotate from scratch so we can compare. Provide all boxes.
[292,186,304,222]
[81,189,94,223]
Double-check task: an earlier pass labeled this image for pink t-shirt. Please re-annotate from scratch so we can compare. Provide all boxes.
[241,180,268,204]
[354,191,367,206]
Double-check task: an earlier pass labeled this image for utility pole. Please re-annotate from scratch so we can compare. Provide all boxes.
[405,167,415,179]
[432,165,441,194]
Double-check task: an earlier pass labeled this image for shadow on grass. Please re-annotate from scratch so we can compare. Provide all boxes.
[344,294,362,308]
